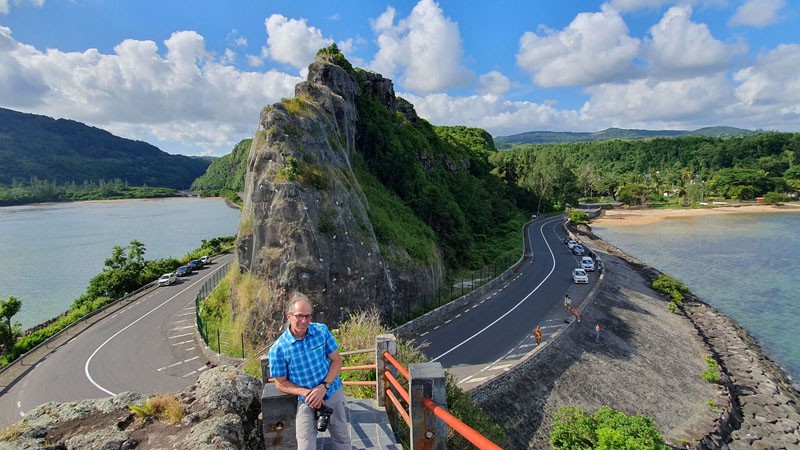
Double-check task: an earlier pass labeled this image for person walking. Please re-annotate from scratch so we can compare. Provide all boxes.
[563,294,572,312]
[595,323,601,341]
[571,305,581,323]
[534,326,543,346]
[268,292,351,450]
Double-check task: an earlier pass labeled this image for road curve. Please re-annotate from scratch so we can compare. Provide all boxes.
[412,217,599,389]
[0,253,234,427]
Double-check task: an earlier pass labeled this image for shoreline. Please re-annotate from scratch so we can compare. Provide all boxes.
[592,203,800,227]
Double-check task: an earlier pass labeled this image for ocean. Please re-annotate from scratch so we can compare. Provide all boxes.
[0,197,241,329]
[593,212,800,384]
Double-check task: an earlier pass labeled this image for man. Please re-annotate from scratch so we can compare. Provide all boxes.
[268,293,351,449]
[533,325,543,346]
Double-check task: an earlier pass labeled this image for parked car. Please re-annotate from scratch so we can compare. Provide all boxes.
[566,239,578,249]
[580,256,595,271]
[187,259,203,270]
[158,272,177,286]
[200,255,211,265]
[571,245,585,255]
[176,265,192,277]
[572,268,589,284]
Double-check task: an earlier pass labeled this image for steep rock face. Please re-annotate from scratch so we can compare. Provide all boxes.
[236,55,442,327]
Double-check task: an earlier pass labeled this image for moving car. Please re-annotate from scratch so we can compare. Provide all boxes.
[200,255,211,265]
[176,265,192,277]
[572,268,589,284]
[580,256,595,271]
[188,259,203,270]
[158,272,177,286]
[571,245,585,255]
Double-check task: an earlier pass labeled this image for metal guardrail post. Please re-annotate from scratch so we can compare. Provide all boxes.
[410,362,447,450]
[376,334,396,407]
[262,382,298,449]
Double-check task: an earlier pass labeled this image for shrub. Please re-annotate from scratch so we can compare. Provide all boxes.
[568,211,590,224]
[667,302,677,313]
[550,406,670,450]
[762,191,787,205]
[651,274,689,303]
[701,356,720,383]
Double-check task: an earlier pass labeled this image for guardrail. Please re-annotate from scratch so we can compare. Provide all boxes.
[260,334,502,449]
[0,281,157,386]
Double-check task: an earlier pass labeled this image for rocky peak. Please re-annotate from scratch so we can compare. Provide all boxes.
[236,50,441,332]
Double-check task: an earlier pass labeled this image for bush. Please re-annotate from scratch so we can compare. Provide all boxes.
[550,406,670,450]
[701,356,720,383]
[762,191,787,205]
[568,211,590,224]
[652,274,689,304]
[129,395,184,424]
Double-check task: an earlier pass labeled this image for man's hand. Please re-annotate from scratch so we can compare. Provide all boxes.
[304,384,327,409]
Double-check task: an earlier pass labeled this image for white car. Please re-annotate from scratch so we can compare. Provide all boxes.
[158,272,177,286]
[200,255,211,265]
[566,239,578,249]
[572,268,589,284]
[580,256,595,271]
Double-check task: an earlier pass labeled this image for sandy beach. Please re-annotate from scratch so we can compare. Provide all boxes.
[592,202,800,227]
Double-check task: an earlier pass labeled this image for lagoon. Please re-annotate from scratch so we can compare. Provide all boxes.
[0,197,240,329]
[594,212,800,384]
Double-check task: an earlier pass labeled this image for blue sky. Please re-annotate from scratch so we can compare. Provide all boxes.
[1,0,797,156]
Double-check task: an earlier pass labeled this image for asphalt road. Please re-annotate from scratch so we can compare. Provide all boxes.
[411,216,599,389]
[0,253,234,426]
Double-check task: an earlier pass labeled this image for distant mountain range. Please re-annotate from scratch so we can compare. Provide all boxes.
[0,107,210,188]
[493,126,758,147]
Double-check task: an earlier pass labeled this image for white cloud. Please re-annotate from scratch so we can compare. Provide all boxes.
[478,71,511,95]
[730,0,785,27]
[642,5,745,77]
[226,29,248,47]
[607,0,720,13]
[734,44,800,109]
[0,27,302,155]
[263,14,333,69]
[402,92,588,136]
[369,0,474,94]
[581,75,734,126]
[516,5,640,87]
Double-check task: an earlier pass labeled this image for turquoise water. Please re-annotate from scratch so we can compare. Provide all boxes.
[594,212,800,383]
[0,198,240,329]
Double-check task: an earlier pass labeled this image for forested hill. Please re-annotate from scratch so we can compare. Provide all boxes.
[0,107,210,188]
[494,126,757,147]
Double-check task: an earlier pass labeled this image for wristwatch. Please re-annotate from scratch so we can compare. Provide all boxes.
[322,381,332,390]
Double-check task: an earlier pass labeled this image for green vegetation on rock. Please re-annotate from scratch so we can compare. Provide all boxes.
[549,406,670,450]
[191,138,251,206]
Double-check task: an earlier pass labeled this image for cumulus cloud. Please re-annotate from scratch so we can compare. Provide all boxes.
[516,5,640,87]
[478,71,512,95]
[0,26,302,155]
[263,14,333,69]
[226,28,248,47]
[734,44,800,108]
[642,5,745,77]
[730,0,785,27]
[369,0,474,94]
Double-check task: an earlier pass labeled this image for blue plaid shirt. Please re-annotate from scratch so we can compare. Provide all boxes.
[268,322,342,401]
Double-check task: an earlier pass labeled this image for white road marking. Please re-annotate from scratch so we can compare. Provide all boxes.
[171,325,195,331]
[84,262,229,396]
[184,356,200,363]
[491,363,513,371]
[171,340,194,346]
[444,319,452,324]
[175,312,195,317]
[420,331,429,337]
[433,325,440,330]
[171,319,192,324]
[506,353,527,359]
[169,332,194,339]
[455,314,462,318]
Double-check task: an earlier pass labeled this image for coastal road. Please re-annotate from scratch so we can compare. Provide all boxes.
[0,253,234,427]
[412,216,599,389]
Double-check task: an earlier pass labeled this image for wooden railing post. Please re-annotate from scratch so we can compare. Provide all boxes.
[410,362,447,450]
[376,334,396,406]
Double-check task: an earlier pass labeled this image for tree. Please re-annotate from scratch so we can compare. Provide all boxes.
[550,406,670,450]
[0,296,22,352]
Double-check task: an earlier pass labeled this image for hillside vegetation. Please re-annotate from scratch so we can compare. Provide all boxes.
[0,107,210,205]
[492,132,800,207]
[494,126,757,147]
[190,138,251,205]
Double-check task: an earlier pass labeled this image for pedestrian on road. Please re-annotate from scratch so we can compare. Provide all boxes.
[564,294,572,311]
[268,292,351,450]
[571,305,581,323]
[595,324,601,341]
[534,326,543,346]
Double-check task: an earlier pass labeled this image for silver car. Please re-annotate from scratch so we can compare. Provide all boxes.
[580,256,595,271]
[158,272,177,286]
[572,268,589,284]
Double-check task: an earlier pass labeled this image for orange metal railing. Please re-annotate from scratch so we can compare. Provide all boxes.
[381,350,502,450]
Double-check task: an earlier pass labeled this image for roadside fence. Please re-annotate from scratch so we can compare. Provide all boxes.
[195,260,249,358]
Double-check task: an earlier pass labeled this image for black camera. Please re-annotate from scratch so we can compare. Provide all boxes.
[315,405,334,432]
